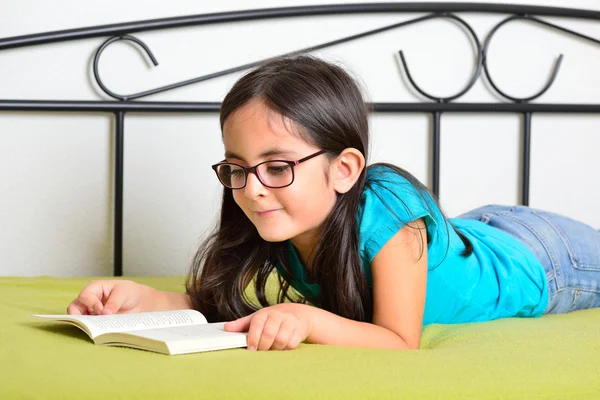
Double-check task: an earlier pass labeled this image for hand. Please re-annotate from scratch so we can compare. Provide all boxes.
[223,303,312,351]
[67,280,155,315]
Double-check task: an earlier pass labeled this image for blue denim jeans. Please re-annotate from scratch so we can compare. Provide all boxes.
[457,205,600,314]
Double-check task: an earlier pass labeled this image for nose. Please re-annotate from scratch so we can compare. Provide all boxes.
[243,171,268,199]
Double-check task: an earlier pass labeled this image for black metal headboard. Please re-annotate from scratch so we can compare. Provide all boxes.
[2,3,599,276]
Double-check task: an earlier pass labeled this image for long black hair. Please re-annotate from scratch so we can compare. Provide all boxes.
[185,55,473,323]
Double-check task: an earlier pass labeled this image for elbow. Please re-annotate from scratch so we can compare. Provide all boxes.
[383,333,420,350]
[376,325,421,349]
[406,342,420,350]
[406,335,422,350]
[395,335,421,350]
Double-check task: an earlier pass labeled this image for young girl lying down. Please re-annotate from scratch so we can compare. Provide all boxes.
[68,55,600,351]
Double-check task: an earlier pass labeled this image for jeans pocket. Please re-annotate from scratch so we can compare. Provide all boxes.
[536,211,600,272]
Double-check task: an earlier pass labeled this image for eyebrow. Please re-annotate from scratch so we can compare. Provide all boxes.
[224,148,299,162]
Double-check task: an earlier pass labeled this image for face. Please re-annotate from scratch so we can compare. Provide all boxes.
[221,99,338,253]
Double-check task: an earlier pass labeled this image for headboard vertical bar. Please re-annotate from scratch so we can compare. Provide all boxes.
[431,111,441,199]
[521,112,532,206]
[114,111,125,276]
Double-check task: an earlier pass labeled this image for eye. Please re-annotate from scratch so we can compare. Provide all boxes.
[266,165,291,175]
[230,169,245,177]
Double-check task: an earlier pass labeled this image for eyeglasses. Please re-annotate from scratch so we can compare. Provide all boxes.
[211,150,327,189]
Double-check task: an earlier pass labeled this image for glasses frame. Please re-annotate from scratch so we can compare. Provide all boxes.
[211,150,327,189]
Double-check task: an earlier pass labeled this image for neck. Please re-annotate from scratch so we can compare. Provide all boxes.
[290,230,319,274]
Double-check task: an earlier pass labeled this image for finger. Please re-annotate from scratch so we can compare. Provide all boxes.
[76,282,107,314]
[284,331,304,350]
[246,312,269,351]
[67,299,86,315]
[223,315,252,332]
[256,314,283,351]
[271,319,295,351]
[77,292,105,314]
[101,284,130,314]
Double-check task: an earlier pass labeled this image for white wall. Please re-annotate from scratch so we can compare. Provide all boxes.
[2,0,600,277]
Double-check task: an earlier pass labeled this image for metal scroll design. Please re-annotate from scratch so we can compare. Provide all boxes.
[91,12,600,104]
[483,14,600,103]
[92,12,480,101]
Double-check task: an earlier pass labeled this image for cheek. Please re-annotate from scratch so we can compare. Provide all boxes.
[231,191,249,213]
[284,176,335,220]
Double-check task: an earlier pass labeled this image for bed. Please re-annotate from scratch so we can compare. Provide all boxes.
[2,2,600,399]
[3,275,600,398]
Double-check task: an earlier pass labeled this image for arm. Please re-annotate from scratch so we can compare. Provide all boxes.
[151,288,193,311]
[290,304,414,349]
[68,280,194,315]
[225,219,428,350]
[303,218,428,349]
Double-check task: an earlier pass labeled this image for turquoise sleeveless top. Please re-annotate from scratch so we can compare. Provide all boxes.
[275,165,549,325]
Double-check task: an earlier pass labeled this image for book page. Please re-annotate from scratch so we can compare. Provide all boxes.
[120,323,244,342]
[32,309,207,338]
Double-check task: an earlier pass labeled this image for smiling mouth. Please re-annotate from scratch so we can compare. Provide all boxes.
[254,209,281,217]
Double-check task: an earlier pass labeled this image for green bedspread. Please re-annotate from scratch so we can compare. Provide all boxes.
[2,276,599,399]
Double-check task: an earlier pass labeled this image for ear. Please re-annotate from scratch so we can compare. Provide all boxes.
[331,148,365,194]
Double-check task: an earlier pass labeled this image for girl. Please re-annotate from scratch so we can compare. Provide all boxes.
[68,55,600,351]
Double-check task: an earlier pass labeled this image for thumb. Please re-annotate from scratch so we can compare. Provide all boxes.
[224,314,252,332]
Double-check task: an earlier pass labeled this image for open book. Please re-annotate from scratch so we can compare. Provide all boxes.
[31,309,247,355]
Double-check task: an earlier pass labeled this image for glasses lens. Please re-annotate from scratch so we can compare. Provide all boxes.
[257,161,293,188]
[216,164,245,189]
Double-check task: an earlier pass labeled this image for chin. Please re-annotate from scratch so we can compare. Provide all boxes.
[256,229,292,243]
